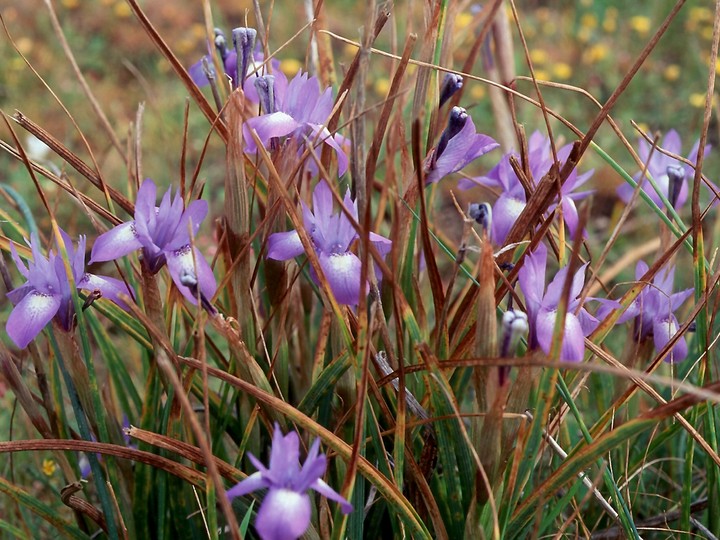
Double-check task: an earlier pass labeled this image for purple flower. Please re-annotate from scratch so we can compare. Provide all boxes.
[518,243,603,362]
[599,261,693,362]
[89,179,216,308]
[460,131,594,245]
[617,129,712,209]
[266,180,391,305]
[243,70,348,176]
[227,423,352,540]
[189,27,263,90]
[425,106,499,184]
[5,229,132,349]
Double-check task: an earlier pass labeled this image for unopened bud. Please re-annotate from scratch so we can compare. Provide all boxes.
[232,27,258,88]
[666,164,685,209]
[254,75,276,115]
[469,202,492,236]
[439,73,463,108]
[214,28,229,60]
[500,309,528,358]
[436,106,468,161]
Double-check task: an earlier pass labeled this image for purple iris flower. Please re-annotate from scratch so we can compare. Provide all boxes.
[226,423,352,540]
[243,70,349,175]
[266,180,391,306]
[617,129,713,209]
[5,229,132,349]
[460,131,594,245]
[424,106,499,184]
[89,178,216,308]
[599,261,693,362]
[518,243,604,362]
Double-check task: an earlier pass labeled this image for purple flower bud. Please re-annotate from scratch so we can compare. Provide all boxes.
[254,75,276,115]
[500,310,528,358]
[666,164,685,209]
[232,27,257,88]
[468,202,492,235]
[499,309,528,384]
[436,107,468,160]
[214,28,230,60]
[439,73,463,108]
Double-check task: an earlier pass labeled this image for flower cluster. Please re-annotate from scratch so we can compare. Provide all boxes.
[460,131,594,245]
[6,229,132,349]
[227,423,352,540]
[518,243,607,362]
[4,179,217,349]
[90,178,217,309]
[617,129,713,209]
[267,180,391,305]
[598,261,693,362]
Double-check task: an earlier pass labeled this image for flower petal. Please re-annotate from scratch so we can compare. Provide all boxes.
[244,112,300,153]
[6,291,61,348]
[492,193,526,245]
[267,231,305,260]
[311,479,353,514]
[255,489,311,540]
[226,471,269,500]
[165,246,217,305]
[536,308,585,362]
[318,252,364,305]
[77,273,134,310]
[90,221,142,264]
[653,315,688,362]
[518,243,547,318]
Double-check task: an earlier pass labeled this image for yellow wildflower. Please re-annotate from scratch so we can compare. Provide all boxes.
[630,16,652,36]
[471,85,486,100]
[42,459,57,477]
[374,78,391,96]
[280,58,303,77]
[114,2,132,18]
[581,13,598,30]
[529,49,548,65]
[552,63,572,80]
[663,64,680,81]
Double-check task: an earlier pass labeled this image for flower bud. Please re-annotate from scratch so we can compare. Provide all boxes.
[254,75,276,115]
[439,73,463,108]
[232,27,258,88]
[666,164,685,209]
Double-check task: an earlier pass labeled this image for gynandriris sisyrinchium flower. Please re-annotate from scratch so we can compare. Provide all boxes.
[459,131,594,245]
[518,243,611,362]
[189,27,262,89]
[226,423,352,540]
[243,69,349,175]
[5,229,132,349]
[266,180,391,305]
[424,106,499,184]
[90,178,217,308]
[617,129,714,210]
[598,260,693,362]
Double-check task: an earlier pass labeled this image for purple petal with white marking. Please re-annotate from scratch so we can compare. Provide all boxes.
[166,246,217,305]
[78,273,133,310]
[255,489,311,540]
[244,112,300,153]
[6,291,61,349]
[536,308,585,362]
[653,315,688,362]
[267,231,305,260]
[311,478,353,514]
[318,252,363,305]
[90,221,142,264]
